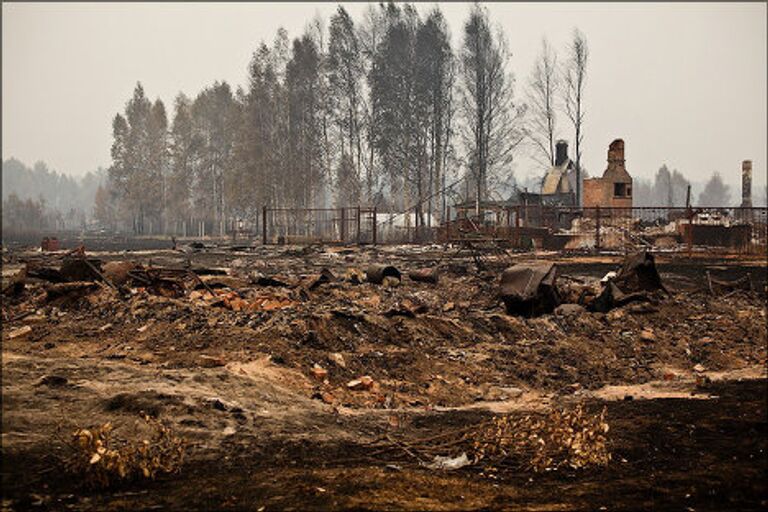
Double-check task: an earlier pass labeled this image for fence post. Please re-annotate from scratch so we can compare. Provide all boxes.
[356,206,361,244]
[372,206,377,246]
[262,206,268,245]
[340,207,347,243]
[595,206,601,252]
[446,206,451,241]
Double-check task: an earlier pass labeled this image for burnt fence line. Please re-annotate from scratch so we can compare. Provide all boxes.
[261,206,378,246]
[4,205,766,257]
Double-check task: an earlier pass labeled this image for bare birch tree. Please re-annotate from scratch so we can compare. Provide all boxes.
[328,6,364,206]
[526,38,559,168]
[358,3,389,205]
[459,4,525,214]
[562,29,588,205]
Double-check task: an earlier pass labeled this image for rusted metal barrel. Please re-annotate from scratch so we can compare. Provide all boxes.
[365,265,401,284]
[408,268,439,284]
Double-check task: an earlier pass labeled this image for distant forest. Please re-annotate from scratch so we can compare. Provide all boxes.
[3,2,764,236]
[1,158,105,235]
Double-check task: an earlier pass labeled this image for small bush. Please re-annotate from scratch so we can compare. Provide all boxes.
[473,404,611,472]
[64,415,186,489]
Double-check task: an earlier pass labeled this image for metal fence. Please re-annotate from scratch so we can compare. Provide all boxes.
[262,207,377,245]
[442,205,768,256]
[258,204,767,255]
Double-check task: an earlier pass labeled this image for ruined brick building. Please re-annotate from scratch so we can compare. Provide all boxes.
[583,139,633,209]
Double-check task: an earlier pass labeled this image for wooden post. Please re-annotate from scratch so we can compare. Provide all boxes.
[595,206,601,251]
[372,207,377,245]
[262,206,268,245]
[687,206,694,258]
[340,207,347,243]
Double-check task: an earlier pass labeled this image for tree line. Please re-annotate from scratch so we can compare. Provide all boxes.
[92,2,764,236]
[1,158,104,235]
[100,3,591,235]
[632,164,750,209]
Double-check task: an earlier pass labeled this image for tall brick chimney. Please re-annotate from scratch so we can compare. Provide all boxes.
[555,140,568,167]
[741,160,752,207]
[607,139,625,170]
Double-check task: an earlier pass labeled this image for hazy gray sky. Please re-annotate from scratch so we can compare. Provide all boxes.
[3,2,766,192]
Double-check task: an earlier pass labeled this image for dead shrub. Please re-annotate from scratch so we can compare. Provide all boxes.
[472,404,611,472]
[63,415,187,489]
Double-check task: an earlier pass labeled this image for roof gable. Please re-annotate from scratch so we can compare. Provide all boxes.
[542,160,575,194]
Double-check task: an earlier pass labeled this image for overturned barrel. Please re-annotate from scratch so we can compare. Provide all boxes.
[366,265,401,284]
[408,268,439,284]
[500,263,559,317]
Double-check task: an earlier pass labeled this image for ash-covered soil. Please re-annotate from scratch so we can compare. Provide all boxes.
[2,244,766,511]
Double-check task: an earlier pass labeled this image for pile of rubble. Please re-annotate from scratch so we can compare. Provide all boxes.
[499,251,666,316]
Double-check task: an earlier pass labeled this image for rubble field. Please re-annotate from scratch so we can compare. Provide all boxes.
[2,243,766,511]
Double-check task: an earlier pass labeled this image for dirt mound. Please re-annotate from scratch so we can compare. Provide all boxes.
[104,390,185,417]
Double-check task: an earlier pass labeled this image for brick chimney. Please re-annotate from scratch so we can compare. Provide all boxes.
[741,160,752,207]
[607,139,625,170]
[555,140,568,167]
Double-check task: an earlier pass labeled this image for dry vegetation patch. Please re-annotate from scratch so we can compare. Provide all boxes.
[62,415,187,489]
[472,404,612,472]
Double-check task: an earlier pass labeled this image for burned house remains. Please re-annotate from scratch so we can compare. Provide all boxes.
[583,139,633,211]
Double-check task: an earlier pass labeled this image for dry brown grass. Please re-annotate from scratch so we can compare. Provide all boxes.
[472,404,611,472]
[63,415,187,489]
